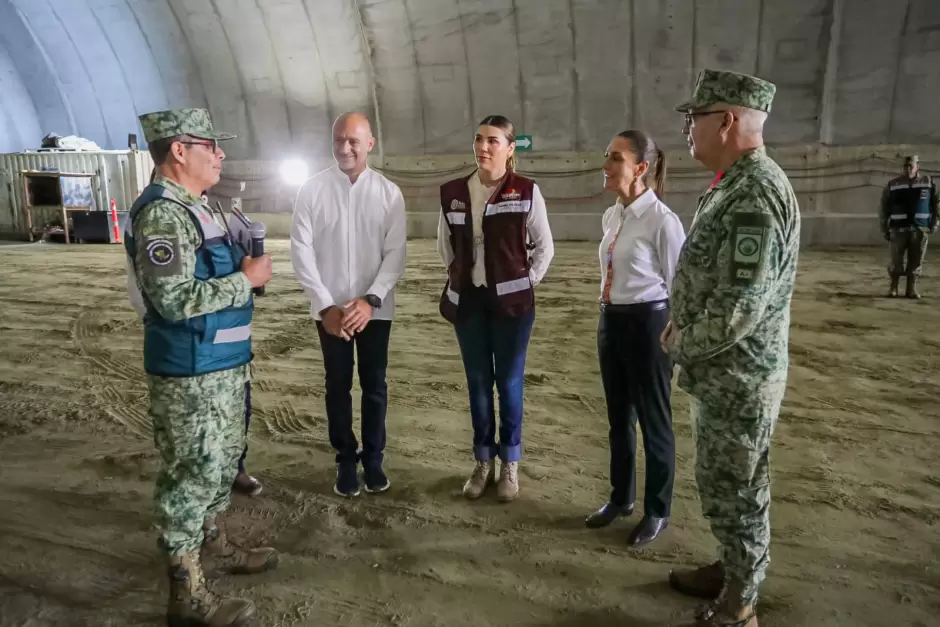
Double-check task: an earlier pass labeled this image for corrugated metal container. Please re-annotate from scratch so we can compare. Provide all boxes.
[0,150,154,237]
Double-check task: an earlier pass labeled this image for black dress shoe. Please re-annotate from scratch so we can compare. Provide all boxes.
[627,516,669,546]
[585,502,635,528]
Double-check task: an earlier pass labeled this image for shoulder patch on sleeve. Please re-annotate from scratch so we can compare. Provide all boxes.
[143,235,182,276]
[729,211,772,286]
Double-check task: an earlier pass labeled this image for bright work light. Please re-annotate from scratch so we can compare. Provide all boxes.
[279,159,309,186]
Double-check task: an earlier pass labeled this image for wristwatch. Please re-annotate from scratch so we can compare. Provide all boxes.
[364,294,382,309]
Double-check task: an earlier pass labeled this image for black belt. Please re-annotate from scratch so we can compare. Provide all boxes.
[599,299,669,314]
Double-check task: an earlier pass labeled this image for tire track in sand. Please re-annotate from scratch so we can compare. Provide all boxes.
[70,308,149,438]
[270,596,397,627]
[255,401,325,441]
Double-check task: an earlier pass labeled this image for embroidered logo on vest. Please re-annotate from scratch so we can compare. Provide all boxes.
[147,239,176,266]
[451,199,466,210]
[502,188,521,200]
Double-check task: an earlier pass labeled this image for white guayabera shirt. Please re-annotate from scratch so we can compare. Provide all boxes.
[290,165,407,321]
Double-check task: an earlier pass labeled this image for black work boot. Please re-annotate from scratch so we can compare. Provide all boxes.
[669,560,726,600]
[906,275,921,299]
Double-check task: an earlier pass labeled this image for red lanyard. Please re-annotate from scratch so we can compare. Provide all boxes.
[601,207,627,304]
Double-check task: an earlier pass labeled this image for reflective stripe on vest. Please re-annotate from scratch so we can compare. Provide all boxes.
[214,323,251,344]
[891,213,931,219]
[495,277,531,295]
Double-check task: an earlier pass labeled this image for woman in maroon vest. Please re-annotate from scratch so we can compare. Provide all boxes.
[584,130,685,548]
[436,115,554,503]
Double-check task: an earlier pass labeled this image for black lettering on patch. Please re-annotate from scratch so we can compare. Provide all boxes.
[144,236,182,276]
[729,211,772,286]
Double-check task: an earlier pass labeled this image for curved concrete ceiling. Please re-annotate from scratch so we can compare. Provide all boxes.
[0,0,938,158]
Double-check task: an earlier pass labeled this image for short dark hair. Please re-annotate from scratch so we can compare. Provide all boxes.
[148,135,181,166]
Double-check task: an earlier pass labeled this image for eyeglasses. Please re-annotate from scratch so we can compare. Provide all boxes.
[683,110,731,128]
[178,139,220,154]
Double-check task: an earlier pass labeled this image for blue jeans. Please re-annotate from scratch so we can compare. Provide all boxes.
[454,286,535,463]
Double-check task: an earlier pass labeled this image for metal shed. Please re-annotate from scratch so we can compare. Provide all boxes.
[0,149,153,241]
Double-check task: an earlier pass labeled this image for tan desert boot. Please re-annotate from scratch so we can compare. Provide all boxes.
[497,461,519,502]
[691,605,758,627]
[669,560,726,599]
[462,460,495,499]
[201,518,278,576]
[166,551,255,627]
[688,575,758,626]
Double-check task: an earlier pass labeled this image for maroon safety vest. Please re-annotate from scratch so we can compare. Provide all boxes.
[439,171,535,324]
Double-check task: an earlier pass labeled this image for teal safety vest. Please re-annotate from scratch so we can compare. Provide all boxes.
[887,176,933,231]
[124,183,253,377]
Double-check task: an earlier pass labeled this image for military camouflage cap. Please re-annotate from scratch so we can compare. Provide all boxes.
[906,155,919,164]
[675,69,776,113]
[138,108,236,143]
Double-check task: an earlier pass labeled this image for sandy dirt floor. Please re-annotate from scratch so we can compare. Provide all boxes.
[0,238,937,627]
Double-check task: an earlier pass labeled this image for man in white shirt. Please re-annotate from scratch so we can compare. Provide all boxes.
[290,112,407,498]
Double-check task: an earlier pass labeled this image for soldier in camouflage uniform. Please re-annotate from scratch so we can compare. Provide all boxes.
[662,70,800,627]
[125,108,277,627]
[879,155,939,299]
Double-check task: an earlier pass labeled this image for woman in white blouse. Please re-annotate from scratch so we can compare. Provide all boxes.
[436,115,554,503]
[585,130,686,548]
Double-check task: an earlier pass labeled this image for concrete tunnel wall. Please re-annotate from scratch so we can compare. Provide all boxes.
[233,143,940,248]
[0,0,938,246]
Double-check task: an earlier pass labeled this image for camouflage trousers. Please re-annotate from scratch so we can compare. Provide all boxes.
[149,364,248,556]
[691,380,785,608]
[888,230,928,277]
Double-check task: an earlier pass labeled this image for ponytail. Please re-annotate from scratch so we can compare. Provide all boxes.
[653,148,667,198]
[615,129,667,199]
[507,152,517,171]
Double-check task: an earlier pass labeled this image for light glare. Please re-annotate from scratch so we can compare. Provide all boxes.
[279,159,309,185]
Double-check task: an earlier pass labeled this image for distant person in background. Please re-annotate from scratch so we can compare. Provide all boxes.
[290,111,407,498]
[437,115,554,503]
[879,155,939,299]
[585,131,684,549]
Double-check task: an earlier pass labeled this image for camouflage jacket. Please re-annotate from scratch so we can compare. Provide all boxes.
[131,176,252,322]
[669,147,800,398]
